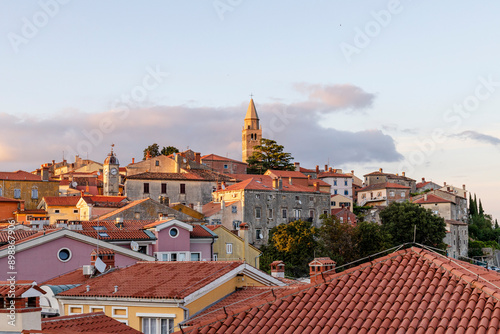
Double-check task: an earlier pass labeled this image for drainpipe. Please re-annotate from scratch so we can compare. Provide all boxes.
[210,236,215,261]
[176,301,190,324]
[255,252,263,268]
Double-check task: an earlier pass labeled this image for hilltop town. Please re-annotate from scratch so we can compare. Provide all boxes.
[0,99,498,333]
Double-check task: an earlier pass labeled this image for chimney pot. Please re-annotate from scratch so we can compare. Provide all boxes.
[270,261,285,278]
[444,182,446,186]
[316,165,319,174]
[195,152,201,164]
[379,168,383,173]
[289,177,293,185]
[424,194,428,201]
[132,158,135,164]
[422,177,425,182]
[463,184,466,190]
[86,285,90,292]
[314,182,319,192]
[325,165,328,172]
[402,172,405,177]
[114,285,118,293]
[329,167,333,172]
[294,162,300,170]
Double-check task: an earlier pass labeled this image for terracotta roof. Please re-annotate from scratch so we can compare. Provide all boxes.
[42,196,81,206]
[126,171,232,182]
[188,169,234,181]
[0,229,61,250]
[308,179,330,187]
[76,230,153,241]
[445,219,468,226]
[201,154,247,164]
[0,170,42,181]
[42,267,92,286]
[299,167,316,173]
[0,280,45,297]
[191,224,217,238]
[416,181,431,189]
[413,194,453,204]
[178,247,500,334]
[218,176,327,194]
[35,312,141,333]
[57,261,244,299]
[96,198,150,220]
[358,182,410,192]
[264,170,308,179]
[0,230,39,244]
[202,201,238,218]
[318,171,351,178]
[80,195,128,206]
[0,196,21,202]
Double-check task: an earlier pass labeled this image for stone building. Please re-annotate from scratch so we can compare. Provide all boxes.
[201,154,248,174]
[364,168,416,193]
[357,182,410,207]
[242,98,262,163]
[0,171,59,210]
[444,219,468,259]
[103,146,120,196]
[203,175,330,247]
[318,168,354,199]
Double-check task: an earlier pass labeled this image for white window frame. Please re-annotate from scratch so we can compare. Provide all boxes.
[226,243,233,254]
[139,315,176,334]
[112,306,128,319]
[68,305,83,315]
[89,306,105,313]
[190,252,201,261]
[156,252,188,262]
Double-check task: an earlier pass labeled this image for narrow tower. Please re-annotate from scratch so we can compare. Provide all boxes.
[103,145,120,196]
[242,98,262,162]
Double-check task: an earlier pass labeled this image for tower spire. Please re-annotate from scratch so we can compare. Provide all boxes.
[242,97,262,163]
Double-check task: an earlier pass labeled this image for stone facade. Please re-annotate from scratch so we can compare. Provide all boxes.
[444,220,468,259]
[364,169,416,193]
[0,171,59,210]
[201,154,248,174]
[242,99,262,163]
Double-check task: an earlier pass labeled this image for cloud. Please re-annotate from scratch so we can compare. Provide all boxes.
[293,83,375,113]
[453,131,500,146]
[0,83,402,171]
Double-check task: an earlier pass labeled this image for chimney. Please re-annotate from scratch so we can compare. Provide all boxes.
[115,217,124,229]
[314,182,319,192]
[132,158,135,164]
[41,166,49,181]
[175,154,181,173]
[309,257,336,284]
[329,167,333,172]
[239,222,250,262]
[444,182,446,186]
[422,177,425,182]
[270,261,285,278]
[325,164,328,172]
[52,159,55,166]
[195,152,201,164]
[288,177,293,185]
[351,170,354,175]
[463,184,466,190]
[424,194,428,201]
[402,172,405,177]
[272,178,278,189]
[379,168,383,173]
[316,165,319,174]
[294,162,300,170]
[91,249,115,269]
[220,198,225,210]
[114,286,118,293]
[278,177,283,190]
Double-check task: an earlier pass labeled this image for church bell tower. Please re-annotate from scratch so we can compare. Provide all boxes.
[103,145,120,196]
[242,98,262,163]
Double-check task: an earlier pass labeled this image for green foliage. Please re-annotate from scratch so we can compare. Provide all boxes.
[379,201,447,249]
[355,221,392,259]
[317,215,358,266]
[161,146,179,156]
[468,240,500,258]
[353,204,371,216]
[410,189,431,197]
[260,220,318,278]
[143,144,179,160]
[246,138,294,174]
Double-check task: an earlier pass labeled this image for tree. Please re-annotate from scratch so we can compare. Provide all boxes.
[246,138,294,174]
[260,220,318,278]
[380,201,447,249]
[317,215,359,266]
[143,143,160,160]
[161,146,179,156]
[355,221,391,259]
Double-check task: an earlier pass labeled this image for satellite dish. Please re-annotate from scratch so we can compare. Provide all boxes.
[130,241,139,251]
[94,257,106,273]
[259,233,264,239]
[97,171,101,176]
[71,181,78,188]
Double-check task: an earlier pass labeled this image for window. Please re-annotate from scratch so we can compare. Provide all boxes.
[294,209,301,218]
[226,243,233,254]
[232,205,237,213]
[344,180,348,186]
[92,226,107,230]
[401,192,406,198]
[213,253,218,261]
[282,209,287,219]
[14,189,21,199]
[112,307,128,318]
[191,253,201,261]
[73,209,78,214]
[98,232,109,238]
[142,317,175,334]
[161,183,167,194]
[362,194,366,199]
[0,187,2,196]
[344,190,349,196]
[232,221,241,230]
[155,160,160,166]
[309,196,314,202]
[389,191,395,197]
[169,227,179,238]
[334,190,338,195]
[255,194,260,199]
[144,183,150,194]
[255,207,261,219]
[309,210,314,219]
[224,164,228,169]
[89,306,105,313]
[170,253,177,261]
[68,305,83,315]
[268,208,273,219]
[334,180,337,186]
[180,183,186,194]
[54,209,60,214]
[331,201,336,206]
[57,248,72,262]
[31,187,38,199]
[256,229,262,240]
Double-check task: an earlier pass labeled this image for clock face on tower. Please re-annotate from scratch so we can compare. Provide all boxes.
[110,168,118,175]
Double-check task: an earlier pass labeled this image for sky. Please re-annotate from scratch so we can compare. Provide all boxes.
[0,1,499,220]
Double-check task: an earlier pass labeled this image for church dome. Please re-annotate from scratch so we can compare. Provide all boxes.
[104,154,119,165]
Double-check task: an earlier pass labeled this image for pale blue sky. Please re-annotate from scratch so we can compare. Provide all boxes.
[1,1,499,219]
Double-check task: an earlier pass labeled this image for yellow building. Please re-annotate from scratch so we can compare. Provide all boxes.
[37,196,81,224]
[0,171,59,210]
[207,224,262,268]
[49,261,284,333]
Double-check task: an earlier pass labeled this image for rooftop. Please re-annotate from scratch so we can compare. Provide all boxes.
[413,194,453,204]
[358,182,410,192]
[178,246,500,333]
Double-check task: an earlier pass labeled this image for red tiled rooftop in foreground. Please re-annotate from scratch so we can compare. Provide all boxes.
[58,261,244,299]
[25,312,141,333]
[177,247,500,333]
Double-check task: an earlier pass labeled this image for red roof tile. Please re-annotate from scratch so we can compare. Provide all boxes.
[191,225,216,238]
[0,230,39,244]
[41,267,92,286]
[0,170,43,181]
[0,280,45,297]
[413,194,453,204]
[42,196,81,206]
[264,170,308,179]
[96,198,150,220]
[36,312,141,333]
[358,182,410,192]
[318,172,351,178]
[177,247,500,334]
[58,261,244,299]
[218,176,327,194]
[81,195,128,206]
[0,196,21,202]
[201,154,247,164]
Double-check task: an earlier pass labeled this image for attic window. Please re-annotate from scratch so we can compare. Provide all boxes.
[93,226,107,230]
[155,160,160,166]
[169,227,179,238]
[98,232,109,238]
[57,248,72,262]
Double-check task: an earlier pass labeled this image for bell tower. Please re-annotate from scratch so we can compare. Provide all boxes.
[242,98,262,162]
[103,144,120,196]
